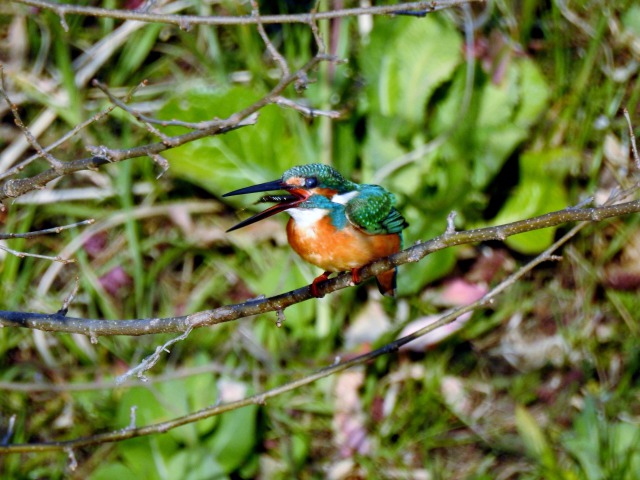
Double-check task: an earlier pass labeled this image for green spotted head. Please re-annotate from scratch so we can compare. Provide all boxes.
[281,164,357,194]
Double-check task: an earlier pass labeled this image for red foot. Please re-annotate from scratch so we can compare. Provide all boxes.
[310,271,331,298]
[350,268,362,285]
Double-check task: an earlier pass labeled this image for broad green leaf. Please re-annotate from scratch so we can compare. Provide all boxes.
[160,85,315,197]
[159,379,198,445]
[489,149,579,254]
[361,120,409,176]
[185,372,219,436]
[622,4,640,36]
[500,181,566,253]
[114,389,179,478]
[167,449,228,480]
[515,59,551,127]
[90,462,138,480]
[476,63,520,128]
[207,405,259,473]
[362,16,462,128]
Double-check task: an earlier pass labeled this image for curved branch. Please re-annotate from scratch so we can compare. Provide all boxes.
[0,219,588,454]
[12,0,479,26]
[2,198,639,335]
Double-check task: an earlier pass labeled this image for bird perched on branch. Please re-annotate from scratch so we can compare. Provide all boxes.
[224,164,408,297]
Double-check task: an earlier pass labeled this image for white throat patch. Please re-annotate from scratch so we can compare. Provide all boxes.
[331,191,359,205]
[286,208,328,227]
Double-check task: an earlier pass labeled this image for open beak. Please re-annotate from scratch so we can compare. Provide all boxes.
[224,179,309,232]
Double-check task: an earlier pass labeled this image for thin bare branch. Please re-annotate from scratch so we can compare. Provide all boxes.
[0,219,95,240]
[309,1,327,54]
[116,326,194,384]
[149,153,170,178]
[0,244,74,264]
[92,80,173,143]
[11,0,478,26]
[0,104,116,182]
[3,198,640,336]
[275,96,344,119]
[0,64,64,171]
[0,0,195,175]
[252,1,290,78]
[58,277,80,316]
[1,415,16,446]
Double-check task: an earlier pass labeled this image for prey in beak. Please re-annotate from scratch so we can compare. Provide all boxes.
[223,179,309,232]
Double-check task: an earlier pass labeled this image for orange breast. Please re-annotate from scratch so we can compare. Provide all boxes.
[286,216,401,272]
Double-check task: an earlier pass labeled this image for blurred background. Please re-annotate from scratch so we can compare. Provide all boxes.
[1,0,640,478]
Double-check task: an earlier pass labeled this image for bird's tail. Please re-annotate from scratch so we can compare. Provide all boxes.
[375,267,397,297]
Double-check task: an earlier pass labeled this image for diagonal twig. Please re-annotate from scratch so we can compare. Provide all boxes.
[0,65,64,171]
[252,1,290,78]
[0,219,95,240]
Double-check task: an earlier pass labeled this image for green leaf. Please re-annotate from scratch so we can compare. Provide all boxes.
[361,16,462,129]
[159,380,198,445]
[562,398,640,480]
[168,449,228,480]
[160,85,315,197]
[489,149,579,254]
[206,405,259,473]
[476,62,521,129]
[111,25,163,85]
[515,405,559,473]
[622,4,640,36]
[515,59,551,127]
[90,462,139,480]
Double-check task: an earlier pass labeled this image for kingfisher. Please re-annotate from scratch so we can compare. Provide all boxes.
[224,164,408,297]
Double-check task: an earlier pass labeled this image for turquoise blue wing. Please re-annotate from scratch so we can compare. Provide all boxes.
[345,185,408,235]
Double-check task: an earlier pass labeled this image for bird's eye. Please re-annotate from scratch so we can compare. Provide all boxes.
[305,177,318,188]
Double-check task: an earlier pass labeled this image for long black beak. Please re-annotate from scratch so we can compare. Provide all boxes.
[224,179,308,232]
[223,179,287,198]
